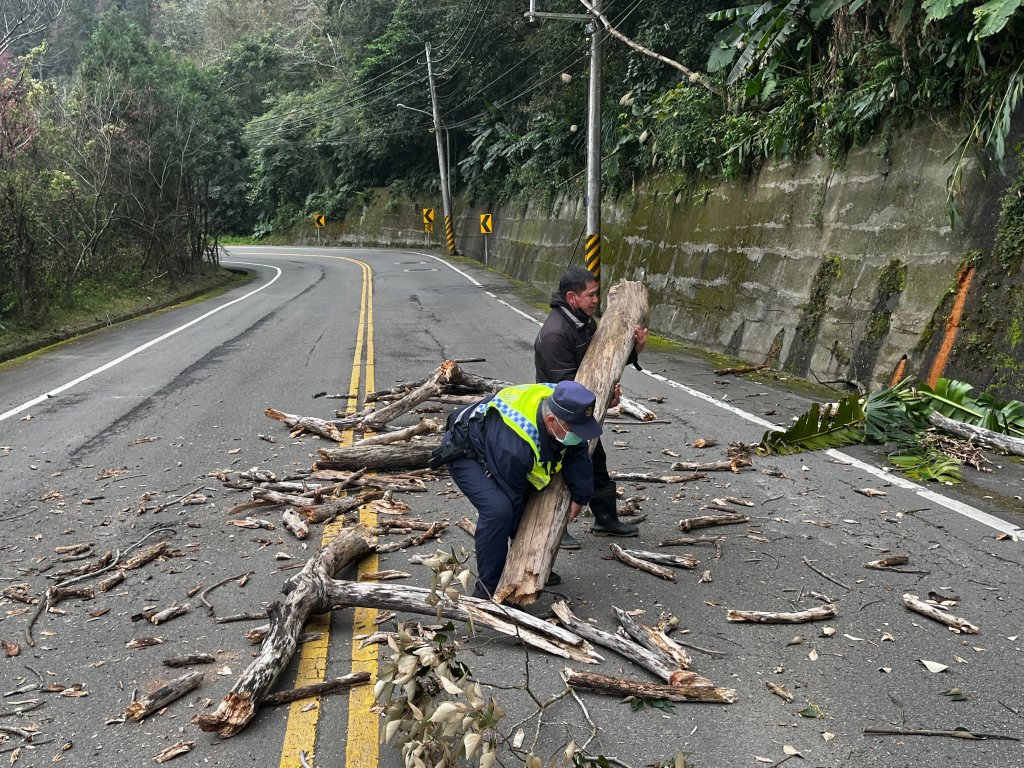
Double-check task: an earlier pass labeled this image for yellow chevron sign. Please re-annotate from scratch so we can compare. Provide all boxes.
[422,208,435,225]
[313,212,325,228]
[479,213,492,234]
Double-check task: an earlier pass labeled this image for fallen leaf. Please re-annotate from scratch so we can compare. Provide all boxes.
[783,745,801,756]
[822,732,835,742]
[808,648,818,661]
[879,667,892,673]
[228,448,241,455]
[821,627,836,637]
[995,532,1019,542]
[880,632,895,642]
[942,688,968,702]
[2,639,20,657]
[787,635,805,646]
[920,659,949,674]
[216,665,232,676]
[799,703,824,718]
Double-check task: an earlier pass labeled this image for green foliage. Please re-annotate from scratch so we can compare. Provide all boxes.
[914,378,1024,437]
[757,395,867,455]
[889,449,963,482]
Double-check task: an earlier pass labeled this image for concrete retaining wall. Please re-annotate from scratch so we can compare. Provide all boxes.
[308,118,1009,392]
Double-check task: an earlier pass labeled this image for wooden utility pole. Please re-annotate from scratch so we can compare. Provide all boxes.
[495,280,649,604]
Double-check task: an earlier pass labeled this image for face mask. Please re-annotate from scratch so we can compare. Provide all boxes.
[552,417,583,446]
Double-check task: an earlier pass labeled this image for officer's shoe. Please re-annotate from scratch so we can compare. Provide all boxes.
[589,487,639,537]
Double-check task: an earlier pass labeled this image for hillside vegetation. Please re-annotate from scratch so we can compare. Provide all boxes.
[1,0,1022,329]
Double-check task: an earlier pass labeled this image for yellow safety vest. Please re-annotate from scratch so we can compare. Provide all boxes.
[474,384,562,490]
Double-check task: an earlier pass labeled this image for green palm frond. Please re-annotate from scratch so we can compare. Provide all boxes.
[889,450,963,484]
[916,378,1024,438]
[756,394,866,456]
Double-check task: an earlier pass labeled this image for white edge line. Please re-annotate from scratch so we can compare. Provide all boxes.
[418,250,1023,537]
[0,262,281,424]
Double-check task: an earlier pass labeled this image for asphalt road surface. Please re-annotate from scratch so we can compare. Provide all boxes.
[1,246,1022,768]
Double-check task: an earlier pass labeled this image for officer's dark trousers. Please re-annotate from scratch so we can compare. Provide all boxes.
[592,439,613,493]
[448,455,521,599]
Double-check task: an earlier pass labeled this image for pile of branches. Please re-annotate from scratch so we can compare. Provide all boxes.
[757,377,1024,482]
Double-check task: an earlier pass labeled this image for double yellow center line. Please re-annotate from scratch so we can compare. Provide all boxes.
[278,255,379,768]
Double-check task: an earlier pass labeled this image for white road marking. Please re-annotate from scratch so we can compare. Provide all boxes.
[0,262,282,424]
[418,250,1023,537]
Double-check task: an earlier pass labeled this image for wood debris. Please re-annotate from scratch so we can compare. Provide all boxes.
[727,604,837,624]
[902,593,980,634]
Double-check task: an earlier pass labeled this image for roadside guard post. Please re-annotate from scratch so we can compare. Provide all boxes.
[479,213,492,265]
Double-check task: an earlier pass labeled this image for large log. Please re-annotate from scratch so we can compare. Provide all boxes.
[613,607,692,670]
[192,526,375,737]
[362,360,499,427]
[928,411,1024,457]
[315,444,436,471]
[497,280,649,604]
[348,418,440,447]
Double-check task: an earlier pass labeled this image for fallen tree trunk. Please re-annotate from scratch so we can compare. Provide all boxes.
[550,601,696,686]
[497,280,649,605]
[902,593,980,633]
[192,526,375,737]
[928,411,1024,457]
[315,444,436,472]
[726,604,837,624]
[126,671,204,721]
[613,607,692,670]
[563,669,737,704]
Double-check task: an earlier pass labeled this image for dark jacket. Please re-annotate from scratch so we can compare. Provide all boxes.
[447,400,594,512]
[534,292,639,383]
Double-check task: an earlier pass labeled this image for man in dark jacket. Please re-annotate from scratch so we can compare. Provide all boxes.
[434,381,600,599]
[534,266,647,547]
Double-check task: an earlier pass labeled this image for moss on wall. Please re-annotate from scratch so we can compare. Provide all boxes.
[784,254,842,376]
[852,258,907,382]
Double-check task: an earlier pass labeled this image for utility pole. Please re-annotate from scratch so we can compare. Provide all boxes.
[584,1,602,296]
[425,42,456,256]
[527,1,603,296]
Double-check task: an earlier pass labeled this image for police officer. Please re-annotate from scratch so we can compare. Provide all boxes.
[435,380,601,599]
[534,266,648,547]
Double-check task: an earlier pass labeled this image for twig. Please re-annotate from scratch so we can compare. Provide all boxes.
[200,572,252,617]
[802,557,851,591]
[864,727,1019,741]
[675,641,727,659]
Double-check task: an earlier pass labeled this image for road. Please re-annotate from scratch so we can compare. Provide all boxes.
[1,246,1022,768]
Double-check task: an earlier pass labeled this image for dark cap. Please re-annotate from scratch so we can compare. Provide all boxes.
[548,381,602,441]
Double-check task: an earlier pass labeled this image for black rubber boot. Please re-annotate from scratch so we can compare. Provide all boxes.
[559,529,581,550]
[589,486,639,537]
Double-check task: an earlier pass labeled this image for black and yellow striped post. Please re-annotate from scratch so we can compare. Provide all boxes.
[585,232,601,295]
[444,215,456,255]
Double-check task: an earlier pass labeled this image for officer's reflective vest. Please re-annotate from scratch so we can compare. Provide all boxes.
[473,384,561,490]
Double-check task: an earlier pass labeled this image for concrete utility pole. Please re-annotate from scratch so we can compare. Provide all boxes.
[584,1,602,293]
[425,42,456,255]
[527,1,603,295]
